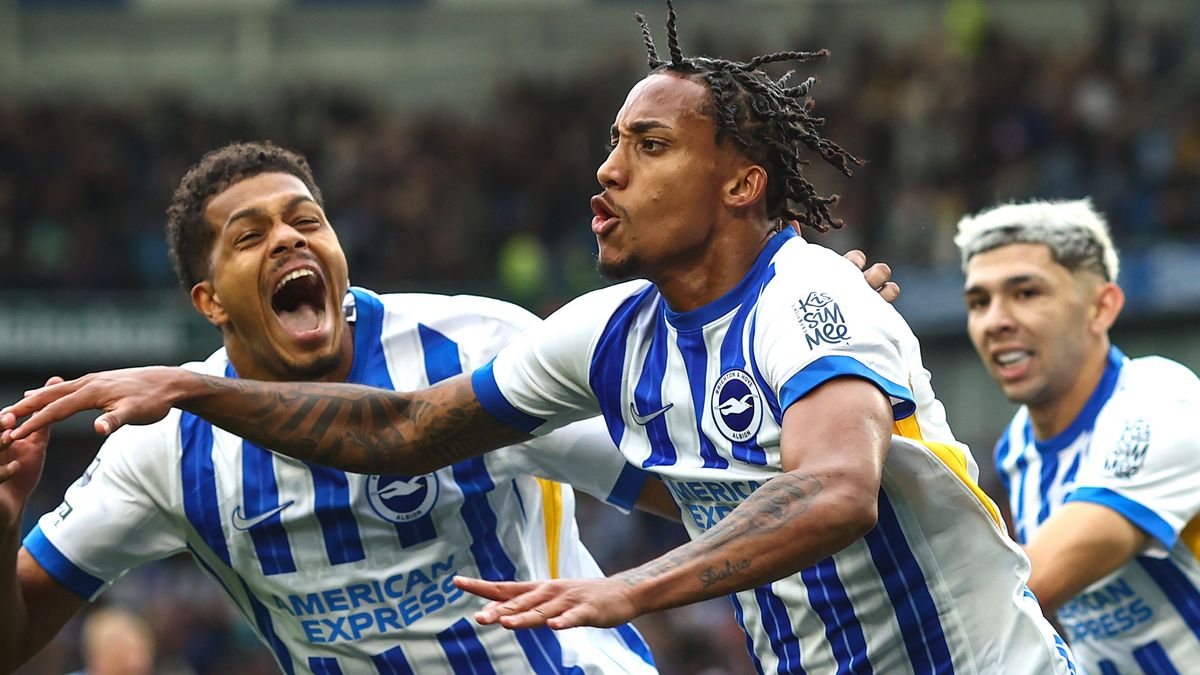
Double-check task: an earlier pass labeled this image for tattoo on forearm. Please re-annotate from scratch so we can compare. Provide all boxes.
[699,559,751,588]
[185,374,525,474]
[614,473,822,595]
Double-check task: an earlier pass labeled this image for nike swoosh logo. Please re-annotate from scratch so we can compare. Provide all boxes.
[630,402,673,426]
[231,500,295,531]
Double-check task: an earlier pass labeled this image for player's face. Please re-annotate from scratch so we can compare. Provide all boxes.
[964,243,1097,406]
[592,72,741,281]
[197,172,352,382]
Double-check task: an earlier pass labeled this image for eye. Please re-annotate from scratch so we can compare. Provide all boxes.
[965,297,988,312]
[295,217,322,230]
[235,231,261,247]
[1015,287,1040,301]
[639,138,666,152]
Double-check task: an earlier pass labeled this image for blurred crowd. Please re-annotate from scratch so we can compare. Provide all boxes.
[10,4,1200,674]
[1,5,1198,310]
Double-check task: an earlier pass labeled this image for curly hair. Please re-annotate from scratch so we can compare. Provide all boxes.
[165,141,324,288]
[635,1,862,233]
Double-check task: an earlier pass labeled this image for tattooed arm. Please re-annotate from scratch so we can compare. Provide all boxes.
[454,377,893,629]
[1,367,527,475]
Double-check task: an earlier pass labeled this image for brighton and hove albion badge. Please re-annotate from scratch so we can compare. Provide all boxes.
[367,474,440,523]
[1104,419,1151,479]
[712,369,763,443]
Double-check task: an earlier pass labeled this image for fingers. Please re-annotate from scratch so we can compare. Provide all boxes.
[1,378,82,435]
[861,261,892,289]
[10,387,98,440]
[0,459,18,484]
[878,281,900,303]
[843,249,867,270]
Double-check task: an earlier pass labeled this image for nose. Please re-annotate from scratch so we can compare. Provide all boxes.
[981,298,1017,337]
[269,221,308,258]
[596,146,627,189]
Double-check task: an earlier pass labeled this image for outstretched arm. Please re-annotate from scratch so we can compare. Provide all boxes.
[2,368,527,475]
[455,377,891,629]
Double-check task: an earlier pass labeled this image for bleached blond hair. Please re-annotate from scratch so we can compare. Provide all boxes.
[953,198,1119,282]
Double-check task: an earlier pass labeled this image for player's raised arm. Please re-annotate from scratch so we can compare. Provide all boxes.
[2,367,528,475]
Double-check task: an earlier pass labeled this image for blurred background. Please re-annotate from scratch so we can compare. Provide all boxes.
[3,0,1199,672]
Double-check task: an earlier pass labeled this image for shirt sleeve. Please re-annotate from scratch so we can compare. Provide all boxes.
[23,419,187,600]
[472,282,648,436]
[754,251,915,418]
[491,416,651,513]
[1065,372,1200,557]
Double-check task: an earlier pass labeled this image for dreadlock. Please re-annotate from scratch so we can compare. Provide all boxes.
[634,1,862,233]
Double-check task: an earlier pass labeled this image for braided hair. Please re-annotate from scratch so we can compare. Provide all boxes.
[636,1,862,233]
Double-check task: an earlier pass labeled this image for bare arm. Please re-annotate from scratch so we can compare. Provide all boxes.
[458,377,891,628]
[3,368,528,475]
[611,377,889,608]
[1024,502,1149,615]
[0,399,88,670]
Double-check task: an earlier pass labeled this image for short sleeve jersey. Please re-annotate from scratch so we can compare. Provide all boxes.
[473,229,1077,674]
[25,287,657,674]
[996,347,1200,672]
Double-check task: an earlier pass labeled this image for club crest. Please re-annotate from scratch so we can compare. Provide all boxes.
[712,369,763,443]
[367,474,440,523]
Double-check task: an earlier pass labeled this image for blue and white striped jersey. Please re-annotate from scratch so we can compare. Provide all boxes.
[996,346,1200,673]
[25,287,657,675]
[472,229,1076,674]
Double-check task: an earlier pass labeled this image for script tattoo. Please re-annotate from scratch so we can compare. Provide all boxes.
[184,374,528,474]
[612,472,823,600]
[699,559,751,588]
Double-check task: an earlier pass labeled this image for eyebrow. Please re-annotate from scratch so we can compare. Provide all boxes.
[963,274,1039,296]
[224,194,317,231]
[611,119,671,137]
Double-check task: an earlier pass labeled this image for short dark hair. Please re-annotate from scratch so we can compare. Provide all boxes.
[165,141,324,288]
[636,2,862,233]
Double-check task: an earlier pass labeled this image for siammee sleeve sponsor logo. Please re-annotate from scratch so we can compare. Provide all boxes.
[1104,419,1151,479]
[712,369,763,443]
[792,291,850,349]
[367,474,440,523]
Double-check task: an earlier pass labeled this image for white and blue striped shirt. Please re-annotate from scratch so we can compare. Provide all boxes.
[473,229,1076,674]
[26,288,657,674]
[997,346,1200,673]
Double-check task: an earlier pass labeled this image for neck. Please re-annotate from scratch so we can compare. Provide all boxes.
[1027,340,1111,440]
[655,219,778,313]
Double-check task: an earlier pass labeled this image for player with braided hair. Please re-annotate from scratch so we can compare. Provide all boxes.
[5,4,1077,672]
[635,2,860,235]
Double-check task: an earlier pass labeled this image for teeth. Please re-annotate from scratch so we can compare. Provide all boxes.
[996,351,1030,366]
[275,269,315,293]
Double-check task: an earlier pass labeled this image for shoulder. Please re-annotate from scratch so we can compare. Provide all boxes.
[1118,355,1200,399]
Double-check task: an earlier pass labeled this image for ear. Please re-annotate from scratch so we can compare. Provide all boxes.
[191,279,229,329]
[723,164,768,210]
[1090,282,1124,333]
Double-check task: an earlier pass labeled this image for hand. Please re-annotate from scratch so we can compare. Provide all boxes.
[0,378,59,530]
[842,249,899,303]
[453,575,640,630]
[0,367,187,441]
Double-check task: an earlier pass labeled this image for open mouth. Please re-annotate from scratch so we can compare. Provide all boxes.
[271,268,327,336]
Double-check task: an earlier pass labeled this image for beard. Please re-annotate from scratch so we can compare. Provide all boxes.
[595,243,646,282]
